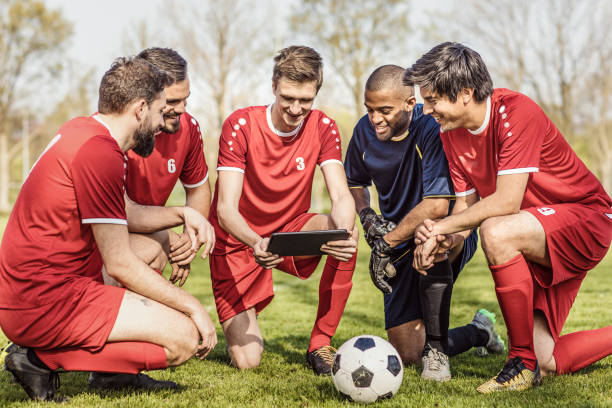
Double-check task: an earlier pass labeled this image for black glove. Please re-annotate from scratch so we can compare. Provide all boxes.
[369,237,397,294]
[359,207,396,248]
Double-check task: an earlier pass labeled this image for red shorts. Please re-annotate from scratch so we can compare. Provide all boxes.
[0,277,125,351]
[525,203,611,340]
[210,212,321,323]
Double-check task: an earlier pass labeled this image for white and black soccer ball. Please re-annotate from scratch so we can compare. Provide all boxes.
[331,335,403,404]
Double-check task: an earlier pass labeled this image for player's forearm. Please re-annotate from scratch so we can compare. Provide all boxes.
[384,198,449,247]
[349,186,371,214]
[125,200,185,233]
[432,193,515,236]
[217,204,261,248]
[185,183,211,219]
[330,192,356,231]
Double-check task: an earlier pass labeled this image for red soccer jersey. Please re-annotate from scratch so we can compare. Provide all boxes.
[126,112,208,206]
[0,115,128,308]
[210,105,343,254]
[440,88,611,211]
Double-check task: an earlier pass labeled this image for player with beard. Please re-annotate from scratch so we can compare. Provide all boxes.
[123,47,211,289]
[0,57,217,401]
[407,42,612,392]
[345,65,504,381]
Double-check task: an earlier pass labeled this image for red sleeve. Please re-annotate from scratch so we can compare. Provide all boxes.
[73,136,127,224]
[440,133,475,196]
[179,115,209,187]
[217,110,249,172]
[496,95,546,175]
[316,113,342,165]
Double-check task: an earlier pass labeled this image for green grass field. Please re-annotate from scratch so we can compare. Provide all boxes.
[0,215,611,407]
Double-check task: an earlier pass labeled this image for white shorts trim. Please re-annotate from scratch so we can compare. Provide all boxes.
[217,166,245,174]
[455,188,476,197]
[497,167,539,175]
[319,159,343,168]
[82,218,127,225]
[183,171,209,188]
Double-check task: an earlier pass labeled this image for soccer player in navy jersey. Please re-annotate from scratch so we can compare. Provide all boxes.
[406,42,612,392]
[345,65,504,381]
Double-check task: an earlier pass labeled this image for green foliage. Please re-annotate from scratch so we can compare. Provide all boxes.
[0,213,610,406]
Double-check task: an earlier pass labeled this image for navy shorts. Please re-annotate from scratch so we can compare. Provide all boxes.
[383,230,478,330]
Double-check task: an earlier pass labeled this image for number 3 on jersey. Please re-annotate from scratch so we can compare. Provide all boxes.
[168,159,176,173]
[296,157,305,171]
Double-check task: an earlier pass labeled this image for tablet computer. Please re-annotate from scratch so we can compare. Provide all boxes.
[267,229,350,256]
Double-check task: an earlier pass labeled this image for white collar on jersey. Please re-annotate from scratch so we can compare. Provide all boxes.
[266,104,304,137]
[468,95,491,135]
[93,114,117,140]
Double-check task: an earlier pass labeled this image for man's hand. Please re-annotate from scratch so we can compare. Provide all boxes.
[320,225,358,262]
[414,218,437,245]
[253,237,284,269]
[188,304,218,360]
[182,207,215,259]
[359,207,396,248]
[413,235,451,274]
[169,263,191,287]
[169,231,195,265]
[369,237,396,294]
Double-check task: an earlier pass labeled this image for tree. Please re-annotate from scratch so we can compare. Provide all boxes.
[0,0,72,213]
[290,0,413,121]
[435,0,612,193]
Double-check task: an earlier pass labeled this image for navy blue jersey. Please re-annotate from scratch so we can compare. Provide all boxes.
[345,104,454,225]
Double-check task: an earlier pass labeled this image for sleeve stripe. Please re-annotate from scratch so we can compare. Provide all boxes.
[498,167,539,175]
[423,194,455,199]
[217,166,245,173]
[349,185,369,189]
[183,171,209,188]
[320,159,343,168]
[82,218,127,225]
[455,188,476,197]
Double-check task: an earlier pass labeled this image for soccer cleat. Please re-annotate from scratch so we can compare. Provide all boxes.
[421,343,451,382]
[306,345,337,376]
[470,309,506,356]
[1,341,18,368]
[476,357,542,393]
[88,372,178,391]
[4,347,63,401]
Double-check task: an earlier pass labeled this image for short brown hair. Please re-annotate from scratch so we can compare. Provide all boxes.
[98,57,173,114]
[137,47,188,83]
[404,42,493,103]
[272,45,323,91]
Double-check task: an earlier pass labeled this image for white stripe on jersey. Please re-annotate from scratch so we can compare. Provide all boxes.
[320,159,343,168]
[183,171,209,188]
[82,218,127,225]
[217,166,245,173]
[497,167,539,175]
[455,188,476,197]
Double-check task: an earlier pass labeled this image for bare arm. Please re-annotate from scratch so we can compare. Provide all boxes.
[350,186,371,214]
[92,223,217,355]
[384,197,449,248]
[430,173,528,236]
[184,180,211,219]
[125,195,184,233]
[321,162,356,231]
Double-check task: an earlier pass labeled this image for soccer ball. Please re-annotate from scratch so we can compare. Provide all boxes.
[331,335,403,404]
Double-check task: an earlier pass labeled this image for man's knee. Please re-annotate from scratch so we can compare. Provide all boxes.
[228,344,263,369]
[165,320,199,366]
[479,217,520,264]
[387,320,426,365]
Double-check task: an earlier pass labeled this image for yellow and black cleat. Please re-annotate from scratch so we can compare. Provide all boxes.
[0,341,16,368]
[477,357,542,393]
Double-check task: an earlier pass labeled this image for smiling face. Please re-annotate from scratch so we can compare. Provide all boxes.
[160,76,190,134]
[419,86,470,132]
[271,77,318,133]
[364,87,415,141]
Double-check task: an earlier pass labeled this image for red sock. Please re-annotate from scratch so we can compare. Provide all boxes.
[308,252,356,352]
[553,325,612,374]
[35,342,167,374]
[490,254,537,370]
